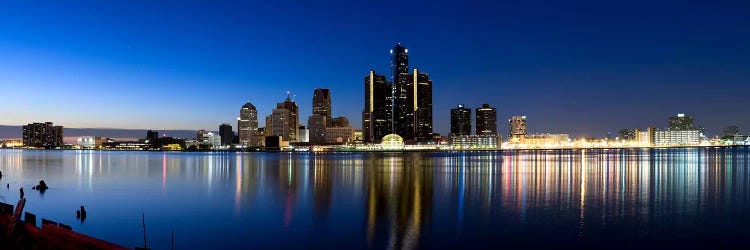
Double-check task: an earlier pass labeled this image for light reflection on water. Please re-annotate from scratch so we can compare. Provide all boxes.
[0,148,748,249]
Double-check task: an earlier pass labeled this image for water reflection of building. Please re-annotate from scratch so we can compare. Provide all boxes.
[364,153,433,250]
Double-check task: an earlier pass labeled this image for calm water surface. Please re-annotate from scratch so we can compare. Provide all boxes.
[0,148,749,249]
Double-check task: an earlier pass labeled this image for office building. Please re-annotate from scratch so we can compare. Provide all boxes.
[509,116,527,141]
[219,123,233,146]
[363,70,392,142]
[451,105,472,136]
[238,102,258,146]
[22,122,63,148]
[146,130,160,148]
[308,115,327,144]
[476,104,497,135]
[669,113,694,130]
[412,69,433,141]
[636,127,657,146]
[312,88,332,127]
[276,94,299,142]
[270,108,291,141]
[202,132,222,149]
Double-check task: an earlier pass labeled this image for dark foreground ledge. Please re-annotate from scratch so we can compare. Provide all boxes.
[0,201,128,250]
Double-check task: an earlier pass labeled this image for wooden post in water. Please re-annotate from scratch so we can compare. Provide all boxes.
[171,229,174,250]
[142,213,147,249]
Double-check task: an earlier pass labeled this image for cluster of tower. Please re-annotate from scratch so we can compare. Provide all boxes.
[363,43,433,142]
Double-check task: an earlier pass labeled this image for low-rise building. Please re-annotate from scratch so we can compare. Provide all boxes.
[450,134,502,150]
[325,126,355,143]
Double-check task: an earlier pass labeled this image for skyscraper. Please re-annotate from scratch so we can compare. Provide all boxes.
[312,88,332,127]
[476,104,497,135]
[238,102,258,146]
[276,93,299,142]
[412,69,433,141]
[391,43,412,140]
[509,116,527,141]
[363,70,392,142]
[668,113,694,130]
[451,104,472,136]
[271,108,291,140]
[219,123,233,146]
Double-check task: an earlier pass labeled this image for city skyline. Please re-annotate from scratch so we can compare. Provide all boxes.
[1,1,749,137]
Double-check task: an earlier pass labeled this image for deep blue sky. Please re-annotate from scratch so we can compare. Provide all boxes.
[1,0,749,137]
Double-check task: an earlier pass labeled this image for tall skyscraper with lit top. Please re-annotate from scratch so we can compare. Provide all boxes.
[362,70,392,142]
[391,43,413,140]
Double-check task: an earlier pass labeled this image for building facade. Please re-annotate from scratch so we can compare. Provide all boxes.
[331,117,349,127]
[476,104,497,135]
[450,134,502,150]
[450,104,472,136]
[271,108,291,141]
[312,88,332,127]
[668,113,694,130]
[619,128,636,141]
[238,102,258,146]
[22,122,63,148]
[276,94,299,142]
[363,70,392,142]
[655,130,700,146]
[412,69,433,142]
[325,126,355,143]
[219,123,233,146]
[509,116,527,142]
[308,115,327,144]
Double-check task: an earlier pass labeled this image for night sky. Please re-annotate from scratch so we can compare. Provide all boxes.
[1,0,749,137]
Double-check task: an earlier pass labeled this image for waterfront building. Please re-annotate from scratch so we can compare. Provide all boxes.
[325,126,355,143]
[238,102,259,146]
[196,129,207,141]
[202,132,222,149]
[668,113,694,130]
[450,134,502,150]
[331,117,349,127]
[312,88,332,127]
[521,134,570,147]
[381,134,405,150]
[146,130,160,148]
[636,127,657,146]
[219,123,233,146]
[450,104,472,136]
[76,136,101,149]
[308,115,327,144]
[509,116,527,142]
[363,70,392,142]
[0,139,23,148]
[22,122,63,148]
[276,93,300,142]
[655,130,700,146]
